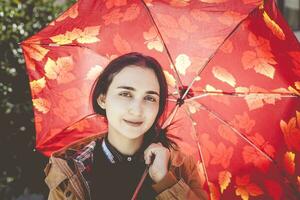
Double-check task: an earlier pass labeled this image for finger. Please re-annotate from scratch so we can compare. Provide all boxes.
[144,143,166,164]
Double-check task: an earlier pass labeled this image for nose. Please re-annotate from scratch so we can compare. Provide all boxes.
[128,99,143,116]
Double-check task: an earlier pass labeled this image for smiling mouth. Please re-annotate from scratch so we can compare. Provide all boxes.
[123,119,143,127]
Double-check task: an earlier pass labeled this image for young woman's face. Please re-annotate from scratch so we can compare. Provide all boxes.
[98,65,160,141]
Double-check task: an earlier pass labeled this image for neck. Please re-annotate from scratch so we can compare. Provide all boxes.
[107,132,143,156]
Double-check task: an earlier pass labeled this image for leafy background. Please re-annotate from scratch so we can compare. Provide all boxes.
[0,0,75,199]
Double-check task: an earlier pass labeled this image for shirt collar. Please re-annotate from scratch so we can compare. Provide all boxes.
[101,137,144,164]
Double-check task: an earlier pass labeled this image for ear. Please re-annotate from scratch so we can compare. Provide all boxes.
[97,94,106,109]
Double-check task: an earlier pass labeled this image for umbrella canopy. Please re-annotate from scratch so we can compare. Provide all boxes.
[21,0,300,199]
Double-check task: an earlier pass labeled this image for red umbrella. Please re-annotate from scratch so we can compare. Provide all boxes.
[21,0,300,199]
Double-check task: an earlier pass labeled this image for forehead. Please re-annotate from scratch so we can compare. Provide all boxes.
[109,65,160,92]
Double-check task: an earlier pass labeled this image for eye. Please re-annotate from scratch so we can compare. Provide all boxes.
[144,95,157,102]
[119,92,132,98]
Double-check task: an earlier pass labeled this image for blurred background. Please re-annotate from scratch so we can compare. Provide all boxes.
[0,0,299,199]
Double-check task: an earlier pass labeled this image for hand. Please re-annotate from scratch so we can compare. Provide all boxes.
[144,143,170,183]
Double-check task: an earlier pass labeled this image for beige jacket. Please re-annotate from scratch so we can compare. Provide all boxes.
[44,135,208,200]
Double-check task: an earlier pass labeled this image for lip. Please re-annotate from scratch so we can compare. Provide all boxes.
[123,119,143,127]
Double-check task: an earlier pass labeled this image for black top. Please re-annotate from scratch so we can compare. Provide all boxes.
[90,138,156,200]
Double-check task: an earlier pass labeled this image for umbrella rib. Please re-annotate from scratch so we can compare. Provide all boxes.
[197,102,274,162]
[140,0,183,94]
[186,91,299,101]
[180,5,261,101]
[182,105,211,188]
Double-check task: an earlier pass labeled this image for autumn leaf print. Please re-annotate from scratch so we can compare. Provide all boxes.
[50,26,100,45]
[56,3,78,22]
[280,113,300,152]
[284,151,295,175]
[105,0,127,9]
[30,77,46,96]
[219,170,232,193]
[44,56,75,84]
[32,98,51,114]
[235,175,263,200]
[242,33,277,79]
[143,27,164,52]
[22,44,49,62]
[212,66,236,87]
[122,4,140,21]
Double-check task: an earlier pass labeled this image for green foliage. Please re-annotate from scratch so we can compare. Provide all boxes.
[0,0,76,199]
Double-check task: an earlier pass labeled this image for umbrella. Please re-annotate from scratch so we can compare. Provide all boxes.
[21,0,300,199]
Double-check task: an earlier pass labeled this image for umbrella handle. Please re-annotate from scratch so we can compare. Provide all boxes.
[131,165,150,200]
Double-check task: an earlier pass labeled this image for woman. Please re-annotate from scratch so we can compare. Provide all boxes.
[44,52,208,200]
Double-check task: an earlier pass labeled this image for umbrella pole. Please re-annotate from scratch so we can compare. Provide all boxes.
[131,165,150,200]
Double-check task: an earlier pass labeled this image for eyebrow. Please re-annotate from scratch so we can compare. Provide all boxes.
[117,86,159,96]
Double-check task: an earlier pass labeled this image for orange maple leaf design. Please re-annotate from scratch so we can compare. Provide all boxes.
[280,112,300,152]
[105,0,127,9]
[30,77,46,96]
[235,175,263,200]
[284,151,295,175]
[102,8,123,25]
[44,56,75,84]
[113,34,132,54]
[220,40,233,54]
[22,44,49,62]
[210,142,234,168]
[248,133,275,157]
[122,4,140,21]
[218,11,245,26]
[263,11,285,40]
[242,33,277,79]
[50,26,100,45]
[242,133,274,171]
[231,112,256,134]
[32,98,51,114]
[56,3,78,22]
[143,27,164,52]
[219,170,231,193]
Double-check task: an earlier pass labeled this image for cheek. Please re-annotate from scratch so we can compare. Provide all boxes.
[145,104,160,121]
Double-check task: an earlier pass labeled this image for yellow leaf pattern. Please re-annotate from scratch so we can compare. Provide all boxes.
[32,98,51,114]
[212,66,236,87]
[44,56,75,84]
[143,27,164,52]
[50,26,100,45]
[30,77,46,95]
[175,54,191,75]
[219,170,232,193]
